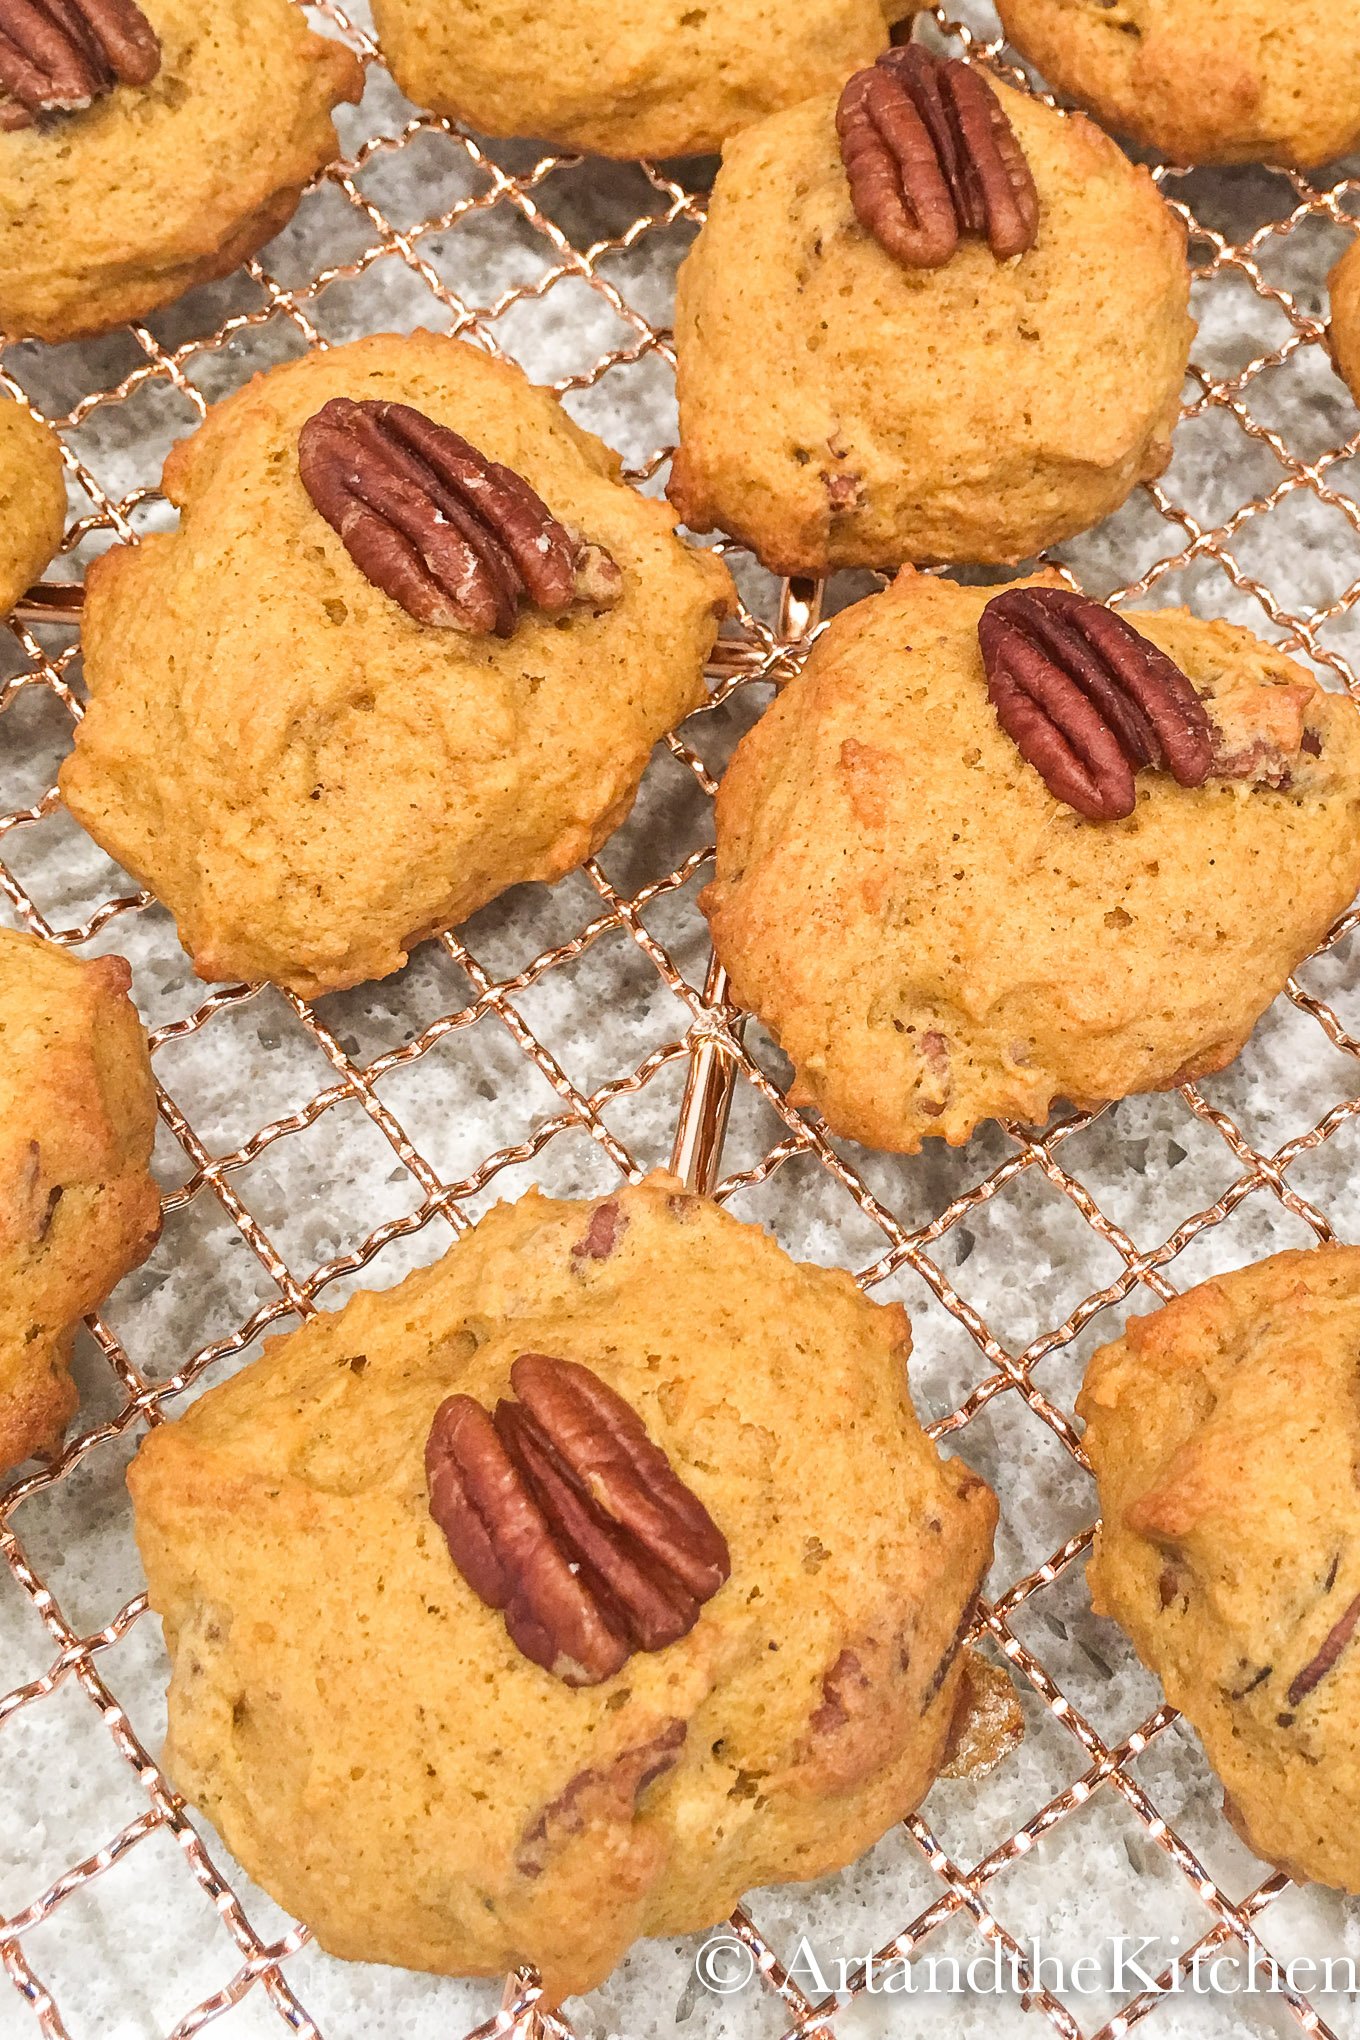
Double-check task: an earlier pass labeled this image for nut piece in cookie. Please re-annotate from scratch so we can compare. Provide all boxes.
[0,929,159,1472]
[668,50,1192,573]
[996,0,1360,171]
[0,0,362,342]
[59,332,735,998]
[703,568,1360,1152]
[370,0,924,160]
[1079,1246,1360,1889]
[127,1173,1002,1999]
[0,399,65,615]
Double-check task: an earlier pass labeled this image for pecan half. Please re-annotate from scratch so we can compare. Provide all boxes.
[297,397,622,637]
[939,1650,1024,1780]
[426,1353,730,1685]
[836,45,1039,272]
[0,0,159,129]
[516,1719,685,1877]
[978,587,1213,821]
[572,1198,626,1263]
[1208,679,1320,791]
[810,1646,873,1737]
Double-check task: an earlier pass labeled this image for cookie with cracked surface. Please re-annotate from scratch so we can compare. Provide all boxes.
[371,0,921,158]
[0,402,65,615]
[668,65,1191,574]
[1329,240,1360,410]
[1079,1246,1360,1889]
[996,0,1360,170]
[0,0,361,343]
[127,1172,1000,1998]
[59,332,734,997]
[0,930,159,1473]
[703,569,1360,1152]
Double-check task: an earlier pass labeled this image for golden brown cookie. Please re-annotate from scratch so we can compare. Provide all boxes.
[996,0,1360,170]
[371,0,918,158]
[59,332,734,998]
[703,569,1360,1152]
[128,1173,999,1997]
[1329,239,1360,409]
[1080,1246,1360,1889]
[0,930,159,1472]
[668,64,1192,574]
[0,0,361,343]
[0,402,65,615]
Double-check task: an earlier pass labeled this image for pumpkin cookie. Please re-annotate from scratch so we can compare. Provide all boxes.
[128,1173,1000,1997]
[0,0,361,342]
[59,332,734,997]
[668,50,1192,573]
[996,0,1360,170]
[1080,1247,1360,1888]
[0,930,159,1472]
[372,0,921,158]
[0,401,65,614]
[1329,240,1360,410]
[703,570,1360,1151]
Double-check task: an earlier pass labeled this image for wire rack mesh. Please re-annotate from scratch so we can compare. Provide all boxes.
[4,3,1360,2036]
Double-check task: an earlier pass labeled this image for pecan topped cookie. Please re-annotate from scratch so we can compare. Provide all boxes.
[0,0,360,341]
[703,569,1360,1152]
[669,53,1192,573]
[60,333,733,996]
[1080,1247,1360,1890]
[127,1174,1000,1997]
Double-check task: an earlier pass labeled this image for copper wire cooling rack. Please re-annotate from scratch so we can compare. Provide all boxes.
[5,4,1360,2036]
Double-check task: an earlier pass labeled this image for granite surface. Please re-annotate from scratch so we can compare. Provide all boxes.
[3,3,1360,2036]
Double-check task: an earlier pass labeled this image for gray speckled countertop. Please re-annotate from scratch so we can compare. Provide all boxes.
[4,5,1360,2036]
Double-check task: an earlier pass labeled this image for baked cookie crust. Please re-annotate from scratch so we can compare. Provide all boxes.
[128,1173,997,1997]
[703,570,1360,1152]
[59,332,734,998]
[996,0,1360,170]
[0,403,65,617]
[0,931,160,1472]
[371,0,919,159]
[668,72,1192,573]
[1080,1247,1360,1888]
[0,0,361,343]
[1329,240,1360,411]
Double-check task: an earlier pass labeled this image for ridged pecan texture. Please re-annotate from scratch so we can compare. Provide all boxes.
[836,44,1039,271]
[0,0,159,128]
[426,1352,731,1685]
[978,586,1213,821]
[297,396,623,636]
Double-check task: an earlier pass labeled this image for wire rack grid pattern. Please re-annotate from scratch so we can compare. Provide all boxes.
[2,5,1360,2037]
